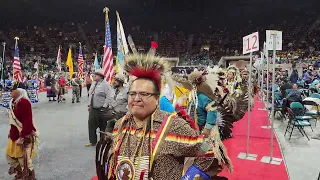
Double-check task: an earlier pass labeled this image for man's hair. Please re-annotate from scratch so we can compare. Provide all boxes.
[131,77,160,96]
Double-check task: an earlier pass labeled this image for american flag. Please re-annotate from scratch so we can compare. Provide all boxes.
[13,46,22,82]
[102,13,114,82]
[77,47,84,79]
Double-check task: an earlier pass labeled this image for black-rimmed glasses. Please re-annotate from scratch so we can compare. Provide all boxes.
[128,91,156,100]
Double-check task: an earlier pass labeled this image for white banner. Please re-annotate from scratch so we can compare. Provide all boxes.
[266,30,282,50]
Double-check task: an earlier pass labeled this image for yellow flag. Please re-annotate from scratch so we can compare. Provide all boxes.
[66,48,74,79]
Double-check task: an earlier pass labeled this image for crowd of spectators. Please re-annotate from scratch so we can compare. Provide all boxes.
[1,12,320,74]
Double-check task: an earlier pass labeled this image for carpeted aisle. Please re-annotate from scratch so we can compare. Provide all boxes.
[220,96,289,180]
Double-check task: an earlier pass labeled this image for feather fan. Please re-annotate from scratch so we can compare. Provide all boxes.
[216,86,249,140]
[95,133,113,180]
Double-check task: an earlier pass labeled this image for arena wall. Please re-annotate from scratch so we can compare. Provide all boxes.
[161,57,179,68]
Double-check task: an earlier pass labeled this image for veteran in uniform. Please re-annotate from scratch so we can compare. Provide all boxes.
[86,69,115,147]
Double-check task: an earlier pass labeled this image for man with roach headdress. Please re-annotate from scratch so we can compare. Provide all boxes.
[95,54,231,180]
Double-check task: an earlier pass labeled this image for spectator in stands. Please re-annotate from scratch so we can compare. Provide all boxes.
[303,69,312,84]
[287,83,302,102]
[289,69,299,83]
[282,83,302,113]
[280,79,292,98]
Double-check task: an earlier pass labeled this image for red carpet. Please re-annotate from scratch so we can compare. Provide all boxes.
[219,96,289,180]
[91,96,289,180]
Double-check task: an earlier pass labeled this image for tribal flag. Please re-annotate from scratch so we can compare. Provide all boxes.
[56,46,62,72]
[13,46,22,82]
[77,46,84,79]
[102,10,114,82]
[66,48,74,79]
[94,53,100,71]
[116,11,129,74]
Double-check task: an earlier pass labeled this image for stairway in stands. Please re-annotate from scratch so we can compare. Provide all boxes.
[77,23,93,53]
[38,27,54,48]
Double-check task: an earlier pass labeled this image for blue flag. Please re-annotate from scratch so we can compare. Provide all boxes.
[94,54,100,72]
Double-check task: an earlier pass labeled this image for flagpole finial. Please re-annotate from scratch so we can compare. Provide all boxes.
[14,37,19,49]
[103,7,109,13]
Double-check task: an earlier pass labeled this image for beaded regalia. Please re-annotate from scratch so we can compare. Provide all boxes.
[226,65,241,94]
[176,67,249,140]
[0,80,13,108]
[26,80,39,104]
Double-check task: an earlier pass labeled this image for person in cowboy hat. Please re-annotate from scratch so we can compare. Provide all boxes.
[86,69,116,147]
[112,73,128,119]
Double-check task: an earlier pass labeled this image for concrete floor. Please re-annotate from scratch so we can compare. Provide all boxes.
[266,103,320,180]
[0,89,96,180]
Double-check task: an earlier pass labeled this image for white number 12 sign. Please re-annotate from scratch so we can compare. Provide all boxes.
[243,32,259,55]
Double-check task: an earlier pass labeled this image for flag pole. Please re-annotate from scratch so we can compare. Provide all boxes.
[102,7,109,70]
[13,37,19,81]
[14,37,19,49]
[58,45,61,73]
[1,42,6,84]
[103,7,109,32]
[78,42,82,79]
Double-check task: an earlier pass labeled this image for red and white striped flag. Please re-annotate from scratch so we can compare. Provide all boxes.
[13,46,22,82]
[77,46,84,79]
[56,46,62,72]
[102,11,114,82]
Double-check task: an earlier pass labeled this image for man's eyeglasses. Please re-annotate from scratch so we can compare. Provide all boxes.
[128,91,156,100]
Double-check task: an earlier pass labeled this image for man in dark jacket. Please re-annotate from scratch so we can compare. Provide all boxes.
[289,69,299,83]
[280,79,292,98]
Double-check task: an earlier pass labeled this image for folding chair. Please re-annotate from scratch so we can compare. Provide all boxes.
[290,102,314,130]
[303,98,319,127]
[311,93,320,99]
[285,89,292,95]
[284,107,311,140]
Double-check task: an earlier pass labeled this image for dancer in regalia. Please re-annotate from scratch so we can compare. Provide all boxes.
[95,54,231,180]
[176,68,249,140]
[27,79,39,104]
[6,82,39,180]
[226,66,241,94]
[1,80,13,108]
